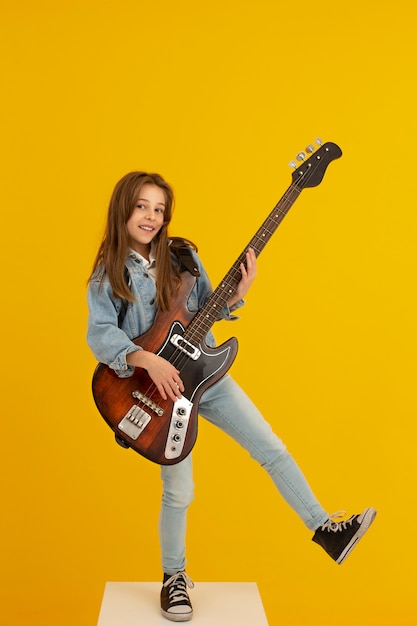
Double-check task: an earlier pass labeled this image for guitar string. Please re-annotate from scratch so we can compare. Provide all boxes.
[182,188,298,345]
[181,157,319,351]
[132,152,324,414]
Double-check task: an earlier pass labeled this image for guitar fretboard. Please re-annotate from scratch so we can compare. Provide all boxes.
[185,183,301,344]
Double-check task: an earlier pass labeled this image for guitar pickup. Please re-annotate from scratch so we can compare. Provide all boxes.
[117,405,151,440]
[170,334,201,360]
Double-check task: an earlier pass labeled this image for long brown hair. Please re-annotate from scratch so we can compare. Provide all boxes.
[89,171,190,311]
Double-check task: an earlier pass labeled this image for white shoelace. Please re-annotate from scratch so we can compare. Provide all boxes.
[320,510,355,533]
[163,571,194,603]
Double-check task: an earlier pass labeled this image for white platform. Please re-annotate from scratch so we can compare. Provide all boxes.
[97,582,269,625]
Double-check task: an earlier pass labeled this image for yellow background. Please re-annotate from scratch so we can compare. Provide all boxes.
[1,1,416,624]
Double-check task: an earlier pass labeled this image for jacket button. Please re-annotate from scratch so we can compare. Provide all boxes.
[143,273,149,278]
[149,299,155,305]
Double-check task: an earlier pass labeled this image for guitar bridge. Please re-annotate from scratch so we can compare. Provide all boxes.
[132,390,164,416]
[117,405,151,440]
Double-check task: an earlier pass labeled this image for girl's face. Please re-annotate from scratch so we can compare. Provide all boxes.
[126,183,166,256]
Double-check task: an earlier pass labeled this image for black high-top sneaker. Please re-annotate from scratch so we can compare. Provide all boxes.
[161,571,194,622]
[312,508,377,564]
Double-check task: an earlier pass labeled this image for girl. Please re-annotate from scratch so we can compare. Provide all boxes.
[87,171,376,623]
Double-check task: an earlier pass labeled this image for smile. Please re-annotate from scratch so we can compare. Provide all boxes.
[140,225,154,232]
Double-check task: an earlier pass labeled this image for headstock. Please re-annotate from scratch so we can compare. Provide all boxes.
[290,139,342,190]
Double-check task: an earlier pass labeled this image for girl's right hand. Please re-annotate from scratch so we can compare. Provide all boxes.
[126,350,185,401]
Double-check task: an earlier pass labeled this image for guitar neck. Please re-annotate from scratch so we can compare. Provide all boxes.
[185,182,301,343]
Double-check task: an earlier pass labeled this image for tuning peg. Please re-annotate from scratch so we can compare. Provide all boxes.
[296,152,306,162]
[315,138,322,146]
[289,160,297,169]
[306,144,315,154]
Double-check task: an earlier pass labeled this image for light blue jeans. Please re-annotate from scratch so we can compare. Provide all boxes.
[159,375,328,574]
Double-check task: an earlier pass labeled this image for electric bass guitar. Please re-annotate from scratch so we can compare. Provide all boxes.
[92,140,342,464]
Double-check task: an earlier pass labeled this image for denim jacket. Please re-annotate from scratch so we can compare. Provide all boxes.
[87,247,243,377]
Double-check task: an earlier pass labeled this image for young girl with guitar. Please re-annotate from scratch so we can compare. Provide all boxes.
[87,169,376,622]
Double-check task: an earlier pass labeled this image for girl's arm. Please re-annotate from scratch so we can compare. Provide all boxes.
[87,278,141,377]
[88,277,184,400]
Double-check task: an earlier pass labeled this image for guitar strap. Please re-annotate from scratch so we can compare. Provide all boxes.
[172,241,201,277]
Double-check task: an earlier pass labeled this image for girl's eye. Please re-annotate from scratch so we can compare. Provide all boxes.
[135,203,164,213]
